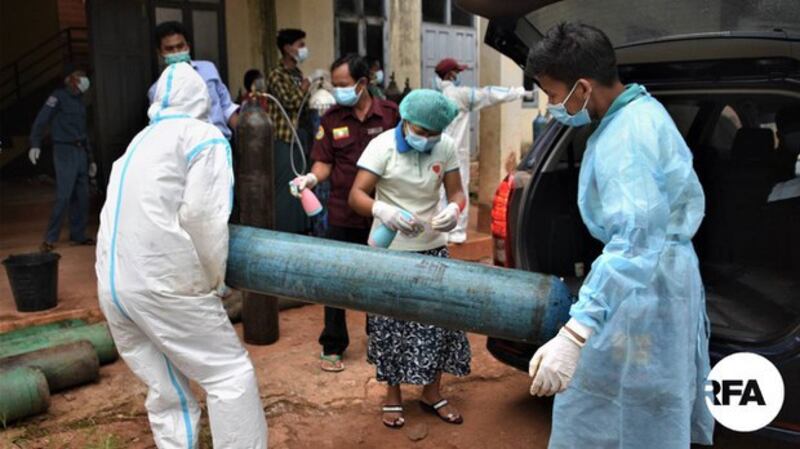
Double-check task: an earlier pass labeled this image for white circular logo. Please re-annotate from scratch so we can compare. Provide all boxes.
[705,352,785,432]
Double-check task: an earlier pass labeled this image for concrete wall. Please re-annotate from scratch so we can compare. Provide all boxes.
[226,0,270,96]
[0,0,60,66]
[387,0,422,90]
[225,0,334,96]
[274,0,335,77]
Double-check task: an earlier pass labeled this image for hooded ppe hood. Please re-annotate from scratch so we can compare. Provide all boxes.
[148,62,211,122]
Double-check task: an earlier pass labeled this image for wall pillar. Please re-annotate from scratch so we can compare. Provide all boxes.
[387,0,421,90]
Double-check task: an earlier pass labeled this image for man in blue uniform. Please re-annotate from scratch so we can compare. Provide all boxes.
[28,64,96,252]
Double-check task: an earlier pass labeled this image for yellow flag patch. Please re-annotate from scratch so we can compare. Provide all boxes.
[332,126,350,140]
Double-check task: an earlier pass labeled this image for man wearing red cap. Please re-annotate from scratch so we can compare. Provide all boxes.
[433,58,532,243]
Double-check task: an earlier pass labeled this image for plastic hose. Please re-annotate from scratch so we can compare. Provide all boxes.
[263,93,307,177]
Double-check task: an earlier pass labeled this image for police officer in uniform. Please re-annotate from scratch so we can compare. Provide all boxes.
[292,54,399,372]
[29,64,96,252]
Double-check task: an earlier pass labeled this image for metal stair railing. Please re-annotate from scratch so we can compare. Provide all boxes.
[0,27,89,111]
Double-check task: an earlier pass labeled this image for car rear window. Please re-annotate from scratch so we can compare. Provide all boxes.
[665,103,701,137]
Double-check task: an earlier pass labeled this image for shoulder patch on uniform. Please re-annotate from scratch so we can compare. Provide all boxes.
[46,96,58,107]
[315,125,325,140]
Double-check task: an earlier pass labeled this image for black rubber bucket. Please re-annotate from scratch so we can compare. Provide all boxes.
[3,252,60,312]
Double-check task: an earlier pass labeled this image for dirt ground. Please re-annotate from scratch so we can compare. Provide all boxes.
[1,305,796,449]
[1,308,541,449]
[2,180,796,449]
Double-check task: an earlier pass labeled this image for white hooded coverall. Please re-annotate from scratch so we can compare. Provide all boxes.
[437,79,525,242]
[95,63,267,449]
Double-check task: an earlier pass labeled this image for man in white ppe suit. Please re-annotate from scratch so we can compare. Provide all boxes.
[434,58,532,243]
[95,63,267,449]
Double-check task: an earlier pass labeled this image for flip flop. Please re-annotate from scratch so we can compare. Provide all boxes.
[320,353,345,372]
[420,399,463,425]
[382,405,405,429]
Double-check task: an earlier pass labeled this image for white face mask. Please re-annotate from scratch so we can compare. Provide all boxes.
[295,47,309,63]
[77,76,90,93]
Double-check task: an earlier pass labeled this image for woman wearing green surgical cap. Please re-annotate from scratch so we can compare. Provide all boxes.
[349,89,468,429]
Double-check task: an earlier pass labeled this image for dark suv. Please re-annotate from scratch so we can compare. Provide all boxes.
[475,0,800,442]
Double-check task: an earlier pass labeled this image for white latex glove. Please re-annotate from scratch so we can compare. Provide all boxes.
[372,201,420,236]
[431,202,460,232]
[289,173,318,198]
[88,162,97,178]
[529,318,593,397]
[28,147,41,165]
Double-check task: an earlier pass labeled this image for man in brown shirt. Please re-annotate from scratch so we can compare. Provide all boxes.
[292,54,399,372]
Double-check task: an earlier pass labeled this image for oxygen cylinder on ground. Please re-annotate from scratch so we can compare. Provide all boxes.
[0,341,100,392]
[236,84,276,230]
[0,319,88,344]
[0,322,117,364]
[0,367,50,425]
[236,82,280,345]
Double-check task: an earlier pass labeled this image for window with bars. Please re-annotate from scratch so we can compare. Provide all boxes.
[151,0,228,82]
[335,0,385,67]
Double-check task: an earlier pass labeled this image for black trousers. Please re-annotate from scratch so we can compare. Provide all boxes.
[318,225,370,355]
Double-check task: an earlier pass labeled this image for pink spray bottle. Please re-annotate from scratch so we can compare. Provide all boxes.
[290,179,323,217]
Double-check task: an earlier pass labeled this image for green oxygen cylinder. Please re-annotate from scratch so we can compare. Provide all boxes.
[0,366,50,425]
[0,319,88,344]
[0,341,100,392]
[0,322,117,364]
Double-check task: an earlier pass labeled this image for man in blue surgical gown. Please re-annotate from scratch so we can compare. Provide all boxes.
[525,23,714,449]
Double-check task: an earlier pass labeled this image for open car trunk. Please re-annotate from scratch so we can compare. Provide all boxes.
[481,0,800,88]
[472,0,800,345]
[517,88,800,344]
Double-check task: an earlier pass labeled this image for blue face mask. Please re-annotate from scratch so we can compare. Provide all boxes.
[452,75,461,87]
[405,125,440,153]
[164,50,191,65]
[333,84,362,106]
[374,70,384,85]
[547,81,591,127]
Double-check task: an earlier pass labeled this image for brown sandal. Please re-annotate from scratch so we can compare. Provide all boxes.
[382,405,405,428]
